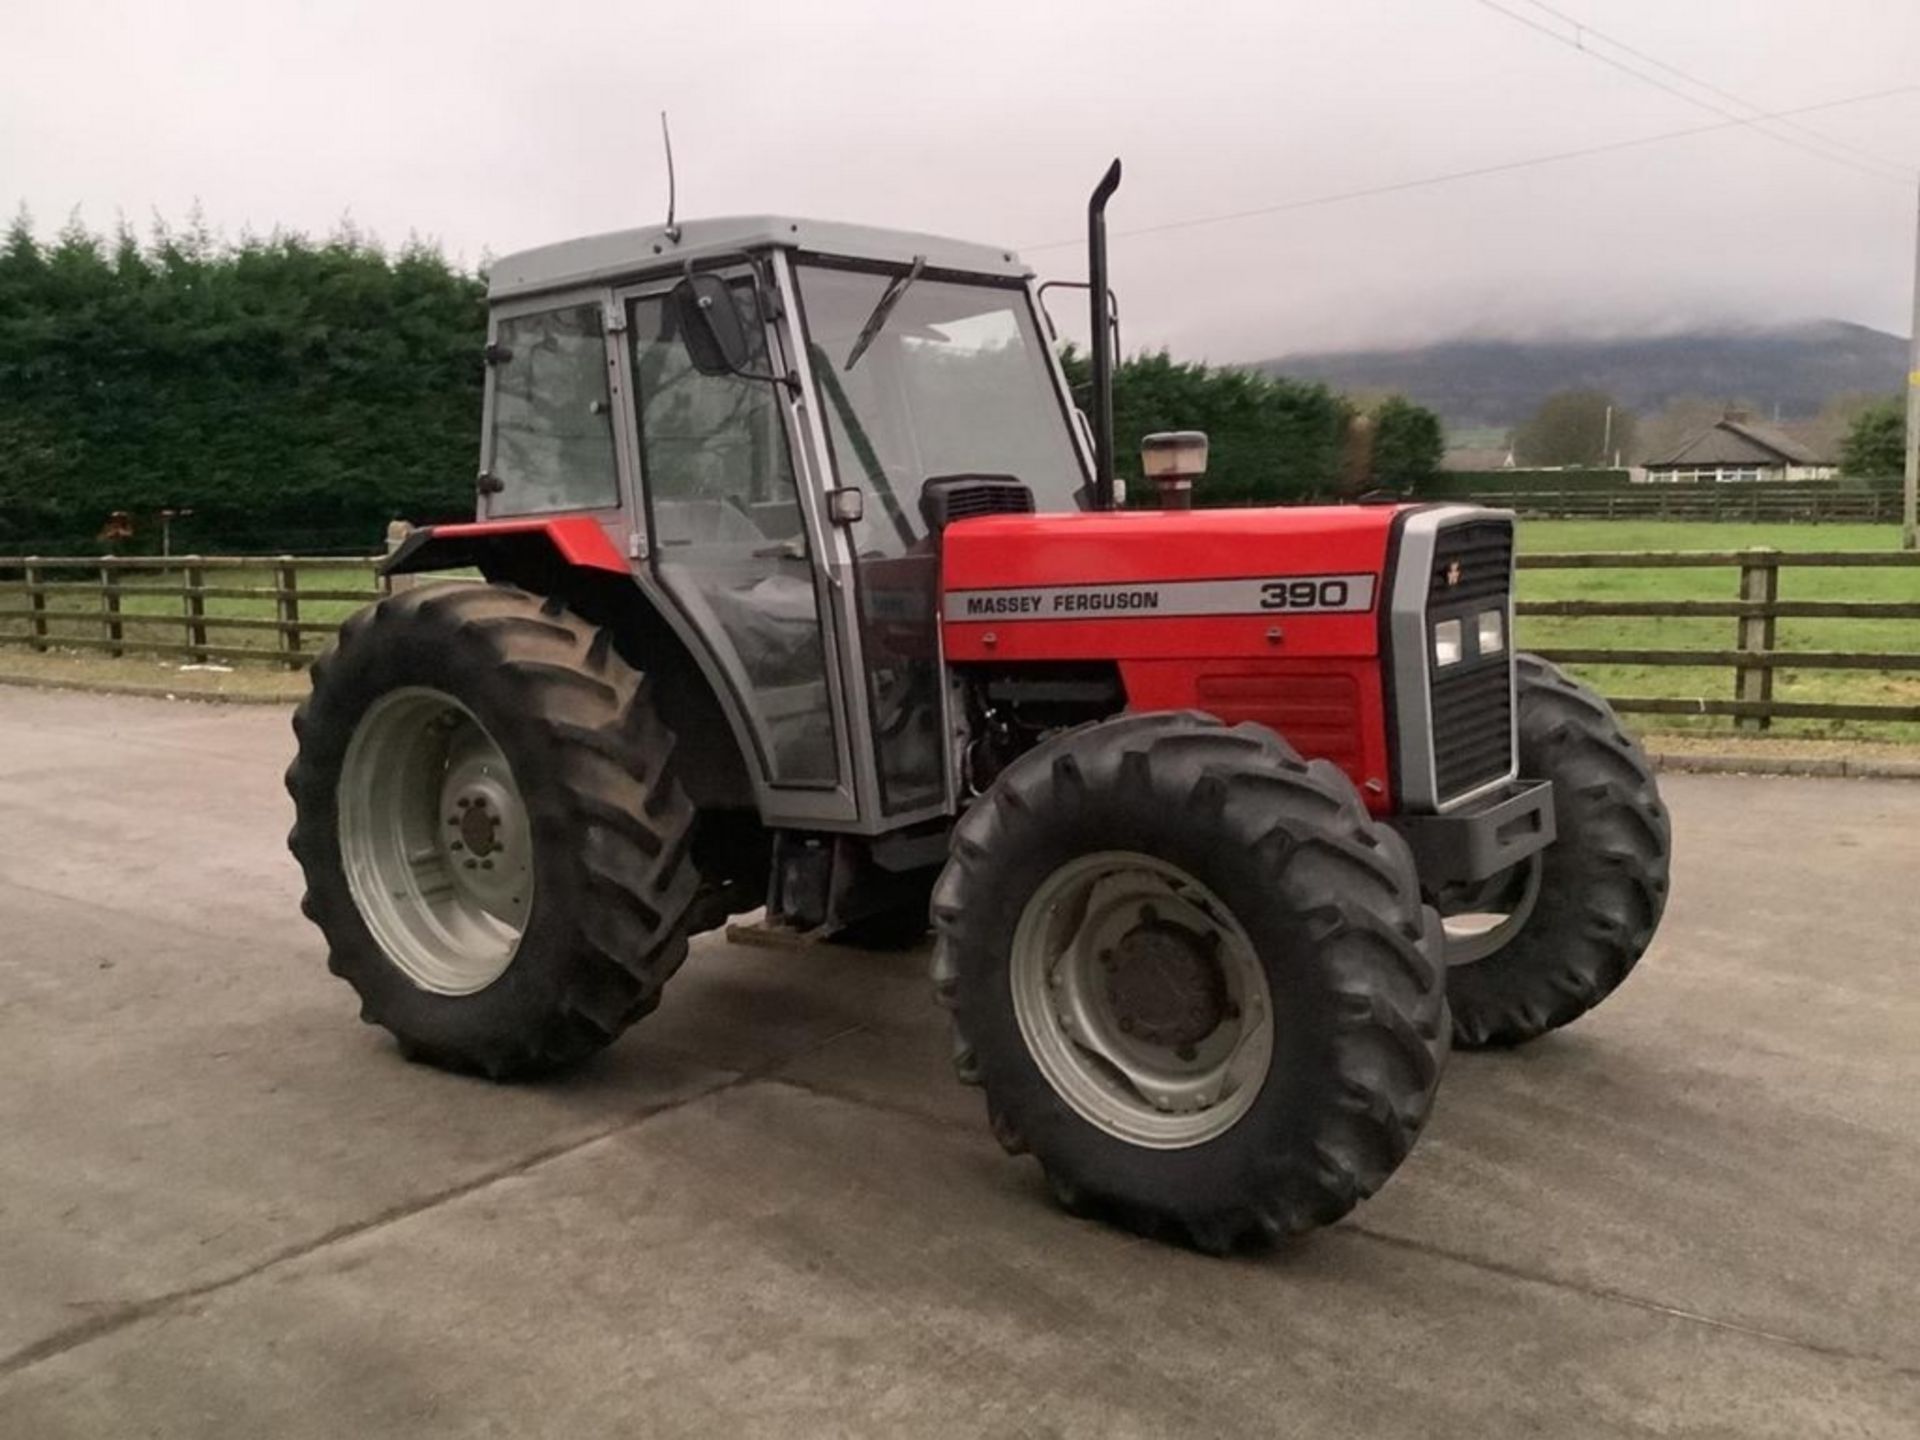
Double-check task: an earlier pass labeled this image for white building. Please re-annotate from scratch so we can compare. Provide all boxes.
[1641,411,1837,483]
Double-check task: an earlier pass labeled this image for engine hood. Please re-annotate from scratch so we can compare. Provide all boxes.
[939,504,1410,663]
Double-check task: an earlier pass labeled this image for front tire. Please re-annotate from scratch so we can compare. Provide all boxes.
[1434,654,1671,1049]
[933,712,1448,1251]
[287,583,699,1078]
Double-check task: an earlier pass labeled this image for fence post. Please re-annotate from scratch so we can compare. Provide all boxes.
[1734,548,1780,732]
[276,558,302,668]
[384,520,415,594]
[101,564,123,657]
[183,559,208,663]
[25,559,48,652]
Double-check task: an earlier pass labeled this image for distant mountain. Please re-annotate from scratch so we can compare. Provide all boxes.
[1260,321,1909,431]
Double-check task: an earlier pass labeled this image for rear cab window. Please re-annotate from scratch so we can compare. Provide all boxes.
[485,303,620,515]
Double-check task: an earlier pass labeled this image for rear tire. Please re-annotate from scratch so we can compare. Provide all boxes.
[933,711,1448,1251]
[1435,654,1671,1049]
[287,583,699,1078]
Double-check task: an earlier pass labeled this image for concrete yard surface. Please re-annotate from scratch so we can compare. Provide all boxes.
[0,686,1915,1438]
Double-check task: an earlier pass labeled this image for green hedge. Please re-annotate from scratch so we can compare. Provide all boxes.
[0,216,1448,553]
[1062,348,1349,505]
[0,217,484,556]
[1059,348,1444,506]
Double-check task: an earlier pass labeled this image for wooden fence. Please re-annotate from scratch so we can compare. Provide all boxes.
[3,548,1917,733]
[1491,486,1900,523]
[0,556,384,669]
[1518,549,1920,729]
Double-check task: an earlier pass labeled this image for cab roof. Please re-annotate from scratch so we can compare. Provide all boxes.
[487,215,1031,301]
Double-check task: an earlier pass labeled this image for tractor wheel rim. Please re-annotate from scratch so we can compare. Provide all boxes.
[338,688,533,996]
[1010,851,1273,1150]
[1439,854,1542,967]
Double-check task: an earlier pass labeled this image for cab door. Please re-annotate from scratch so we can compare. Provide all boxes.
[621,276,853,815]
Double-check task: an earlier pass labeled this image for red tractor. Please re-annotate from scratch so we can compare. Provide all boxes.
[288,164,1670,1250]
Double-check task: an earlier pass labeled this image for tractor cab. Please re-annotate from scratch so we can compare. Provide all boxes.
[462,217,1094,833]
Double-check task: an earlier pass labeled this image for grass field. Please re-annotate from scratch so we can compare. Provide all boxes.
[1516,522,1919,739]
[3,521,1916,737]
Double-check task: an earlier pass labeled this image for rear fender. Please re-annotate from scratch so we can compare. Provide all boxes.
[382,520,759,814]
[380,518,631,578]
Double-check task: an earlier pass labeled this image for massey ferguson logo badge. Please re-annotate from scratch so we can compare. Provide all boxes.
[944,574,1378,622]
[1445,561,1463,587]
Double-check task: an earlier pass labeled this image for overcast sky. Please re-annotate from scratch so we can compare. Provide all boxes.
[4,0,1916,361]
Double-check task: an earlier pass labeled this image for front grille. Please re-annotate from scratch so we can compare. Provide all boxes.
[1426,519,1512,604]
[1430,666,1513,797]
[1426,519,1514,800]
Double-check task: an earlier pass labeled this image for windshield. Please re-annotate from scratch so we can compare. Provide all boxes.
[796,264,1087,558]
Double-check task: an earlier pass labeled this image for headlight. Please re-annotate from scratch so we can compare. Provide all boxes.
[1433,618,1463,667]
[1477,608,1505,655]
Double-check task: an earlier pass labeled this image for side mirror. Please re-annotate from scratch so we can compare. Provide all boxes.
[670,273,754,376]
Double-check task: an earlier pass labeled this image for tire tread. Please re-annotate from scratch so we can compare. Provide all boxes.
[1443,654,1671,1049]
[935,711,1448,1251]
[287,582,698,1078]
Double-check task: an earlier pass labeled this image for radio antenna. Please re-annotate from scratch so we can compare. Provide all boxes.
[661,112,682,243]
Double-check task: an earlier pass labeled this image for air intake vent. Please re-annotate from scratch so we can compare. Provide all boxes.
[919,474,1035,531]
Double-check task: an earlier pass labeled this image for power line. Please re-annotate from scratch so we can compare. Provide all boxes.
[1512,0,1915,178]
[1474,0,1914,185]
[1474,0,1906,182]
[1019,84,1920,253]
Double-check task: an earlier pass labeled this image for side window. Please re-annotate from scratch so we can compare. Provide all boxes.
[487,304,619,514]
[631,286,804,548]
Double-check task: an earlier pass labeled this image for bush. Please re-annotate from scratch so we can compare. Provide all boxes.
[0,212,485,555]
[1368,395,1444,489]
[1840,397,1905,478]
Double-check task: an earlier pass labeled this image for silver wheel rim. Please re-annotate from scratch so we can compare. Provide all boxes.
[1010,851,1274,1149]
[1440,855,1542,967]
[337,688,533,995]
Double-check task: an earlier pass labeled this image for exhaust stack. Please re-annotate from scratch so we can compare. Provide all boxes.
[1087,159,1122,511]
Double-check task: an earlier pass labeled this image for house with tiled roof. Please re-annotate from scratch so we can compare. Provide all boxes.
[1642,410,1836,483]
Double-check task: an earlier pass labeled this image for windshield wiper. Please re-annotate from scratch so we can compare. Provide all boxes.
[842,255,925,372]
